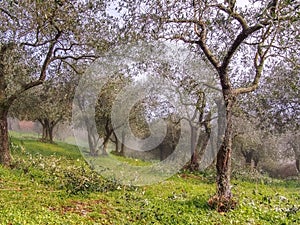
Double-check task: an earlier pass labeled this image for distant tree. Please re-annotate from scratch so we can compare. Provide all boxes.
[246,63,299,133]
[11,70,78,143]
[74,93,100,156]
[285,132,300,172]
[95,75,132,156]
[236,62,299,171]
[73,72,132,157]
[232,115,263,168]
[155,115,181,161]
[120,101,150,155]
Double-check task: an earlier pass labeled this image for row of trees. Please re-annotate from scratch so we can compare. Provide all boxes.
[1,0,299,212]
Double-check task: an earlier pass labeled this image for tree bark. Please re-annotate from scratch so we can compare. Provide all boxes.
[114,132,119,153]
[209,92,237,212]
[254,159,259,169]
[0,108,11,166]
[253,154,259,169]
[111,131,120,153]
[101,120,113,155]
[216,95,235,196]
[198,112,212,165]
[49,125,54,143]
[40,119,49,141]
[0,44,12,166]
[189,126,199,171]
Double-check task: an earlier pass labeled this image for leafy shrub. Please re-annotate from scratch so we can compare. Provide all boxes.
[232,166,274,184]
[261,161,299,179]
[9,142,122,195]
[63,166,100,194]
[62,165,122,195]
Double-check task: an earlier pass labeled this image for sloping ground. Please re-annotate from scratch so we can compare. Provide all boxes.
[0,136,299,224]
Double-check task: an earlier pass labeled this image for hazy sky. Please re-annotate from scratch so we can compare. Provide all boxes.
[237,0,251,7]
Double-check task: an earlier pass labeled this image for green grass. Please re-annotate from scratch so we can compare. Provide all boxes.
[0,135,299,224]
[9,135,82,160]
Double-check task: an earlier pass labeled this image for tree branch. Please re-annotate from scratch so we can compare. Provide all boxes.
[6,30,62,105]
[51,54,96,62]
[39,30,62,82]
[215,4,249,30]
[234,24,278,95]
[0,7,19,23]
[222,24,265,70]
[196,20,222,70]
[163,17,221,69]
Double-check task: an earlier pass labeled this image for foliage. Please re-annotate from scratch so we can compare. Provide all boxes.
[243,63,299,133]
[11,73,79,143]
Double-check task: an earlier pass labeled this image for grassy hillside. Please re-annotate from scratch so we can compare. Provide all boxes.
[0,135,299,224]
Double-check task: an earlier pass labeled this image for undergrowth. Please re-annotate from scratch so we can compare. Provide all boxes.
[0,136,298,224]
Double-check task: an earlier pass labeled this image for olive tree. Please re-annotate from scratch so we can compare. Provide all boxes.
[117,0,299,211]
[95,74,132,156]
[11,70,78,143]
[283,131,300,172]
[0,0,111,165]
[232,116,264,168]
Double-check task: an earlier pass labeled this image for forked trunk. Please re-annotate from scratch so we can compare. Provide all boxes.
[39,119,57,143]
[0,109,11,166]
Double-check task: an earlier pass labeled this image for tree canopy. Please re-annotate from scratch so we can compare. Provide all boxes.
[0,0,114,165]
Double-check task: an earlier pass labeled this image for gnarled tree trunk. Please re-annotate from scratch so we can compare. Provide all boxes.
[0,44,12,166]
[0,107,11,166]
[209,92,237,212]
[216,99,234,199]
